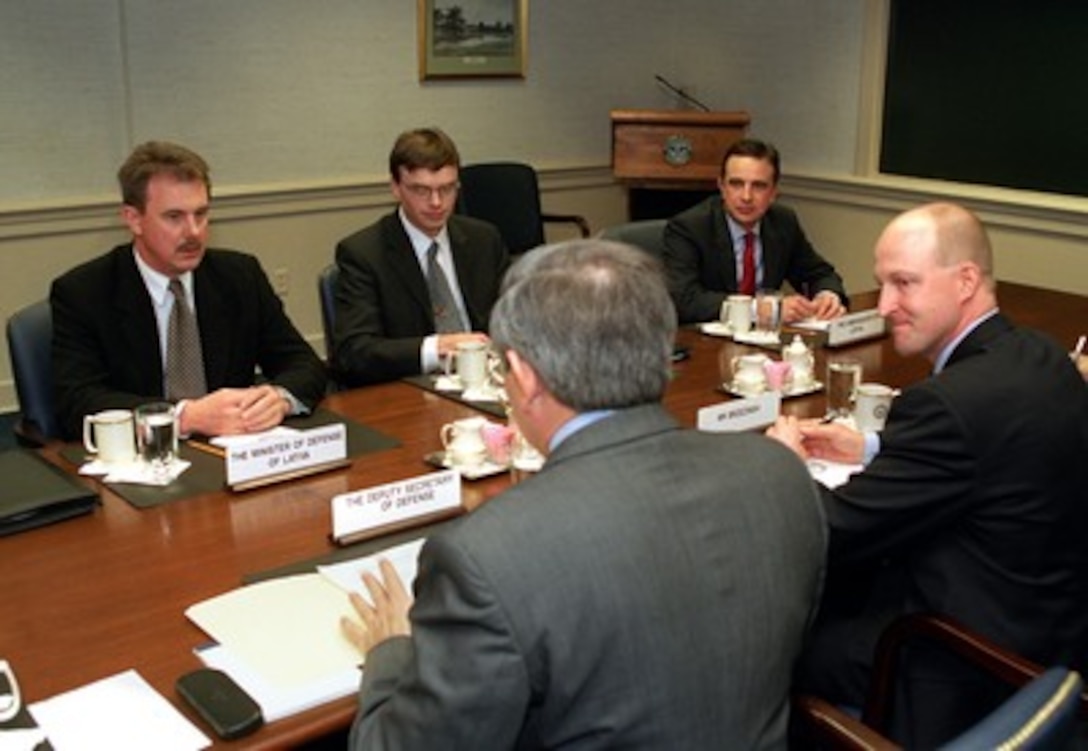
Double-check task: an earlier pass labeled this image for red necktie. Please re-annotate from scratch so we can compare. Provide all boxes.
[739,231,756,295]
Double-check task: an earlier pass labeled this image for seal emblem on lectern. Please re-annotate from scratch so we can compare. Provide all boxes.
[663,135,693,166]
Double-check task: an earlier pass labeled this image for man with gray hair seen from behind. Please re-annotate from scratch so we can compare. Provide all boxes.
[768,202,1088,747]
[339,239,827,750]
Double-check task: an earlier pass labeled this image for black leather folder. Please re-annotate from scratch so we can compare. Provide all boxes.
[0,449,100,536]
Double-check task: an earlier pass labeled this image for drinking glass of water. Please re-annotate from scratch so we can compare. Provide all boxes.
[135,401,178,481]
[826,357,863,419]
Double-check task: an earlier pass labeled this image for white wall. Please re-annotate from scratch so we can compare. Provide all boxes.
[0,0,867,206]
[2,1,1085,412]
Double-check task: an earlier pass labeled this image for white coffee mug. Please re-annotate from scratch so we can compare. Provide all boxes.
[0,659,22,723]
[722,294,753,333]
[440,416,489,467]
[854,382,896,432]
[444,340,490,391]
[83,409,137,464]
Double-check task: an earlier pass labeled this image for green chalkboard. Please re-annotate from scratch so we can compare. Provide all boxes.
[881,1,1088,197]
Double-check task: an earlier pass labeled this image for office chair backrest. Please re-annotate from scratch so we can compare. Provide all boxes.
[457,162,547,255]
[598,219,668,261]
[6,300,61,445]
[937,667,1083,751]
[317,264,339,361]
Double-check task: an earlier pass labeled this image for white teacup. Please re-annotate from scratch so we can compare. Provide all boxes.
[444,340,490,392]
[440,416,490,467]
[730,353,770,396]
[854,382,896,432]
[721,294,753,333]
[83,409,136,465]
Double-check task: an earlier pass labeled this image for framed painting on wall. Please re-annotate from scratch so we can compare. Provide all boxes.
[418,0,528,80]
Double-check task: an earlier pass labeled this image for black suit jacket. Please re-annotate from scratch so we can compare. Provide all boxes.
[663,197,847,323]
[332,212,508,386]
[803,313,1088,745]
[51,244,327,439]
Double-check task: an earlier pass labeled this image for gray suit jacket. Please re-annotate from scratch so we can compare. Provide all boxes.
[333,212,509,386]
[351,404,827,750]
[663,198,847,323]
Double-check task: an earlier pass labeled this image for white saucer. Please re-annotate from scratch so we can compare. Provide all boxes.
[424,451,507,481]
[462,384,505,403]
[722,379,823,399]
[433,374,462,392]
[699,321,734,338]
[733,330,781,346]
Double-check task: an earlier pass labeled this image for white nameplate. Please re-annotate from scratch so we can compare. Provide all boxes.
[697,392,781,432]
[331,469,462,545]
[226,423,347,487]
[826,309,886,347]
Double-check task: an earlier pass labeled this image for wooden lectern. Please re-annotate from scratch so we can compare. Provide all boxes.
[610,109,751,218]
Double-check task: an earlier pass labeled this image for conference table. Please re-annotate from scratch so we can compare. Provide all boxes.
[1,282,1083,749]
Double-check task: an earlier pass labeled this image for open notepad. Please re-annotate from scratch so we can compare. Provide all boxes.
[185,538,425,722]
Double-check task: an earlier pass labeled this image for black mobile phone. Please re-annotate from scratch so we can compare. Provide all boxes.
[176,668,263,740]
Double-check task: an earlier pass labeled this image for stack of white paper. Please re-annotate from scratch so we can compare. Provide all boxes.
[186,538,425,722]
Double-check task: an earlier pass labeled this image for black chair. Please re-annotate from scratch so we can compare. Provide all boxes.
[316,264,345,392]
[597,219,668,261]
[792,613,1088,750]
[6,300,61,446]
[317,264,339,361]
[456,162,590,255]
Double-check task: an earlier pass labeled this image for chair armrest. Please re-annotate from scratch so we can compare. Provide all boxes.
[863,613,1088,729]
[793,693,900,750]
[541,212,591,238]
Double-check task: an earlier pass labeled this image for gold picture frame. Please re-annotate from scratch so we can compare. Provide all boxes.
[418,0,528,80]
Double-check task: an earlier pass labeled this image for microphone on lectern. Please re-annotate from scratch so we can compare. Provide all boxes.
[654,74,712,112]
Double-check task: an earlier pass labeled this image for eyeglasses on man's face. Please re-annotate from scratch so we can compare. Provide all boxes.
[401,181,460,201]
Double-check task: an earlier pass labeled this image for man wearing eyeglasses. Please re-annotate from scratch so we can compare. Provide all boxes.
[333,127,510,386]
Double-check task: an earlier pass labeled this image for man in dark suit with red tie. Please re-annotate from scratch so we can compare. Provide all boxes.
[663,138,848,323]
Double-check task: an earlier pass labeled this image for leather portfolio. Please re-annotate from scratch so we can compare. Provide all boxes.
[0,449,99,536]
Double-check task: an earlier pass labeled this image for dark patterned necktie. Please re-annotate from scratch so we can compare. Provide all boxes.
[165,278,207,399]
[427,242,466,333]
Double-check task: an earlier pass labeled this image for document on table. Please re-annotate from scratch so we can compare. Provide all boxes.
[28,670,210,751]
[791,317,832,332]
[807,459,863,488]
[186,538,425,722]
